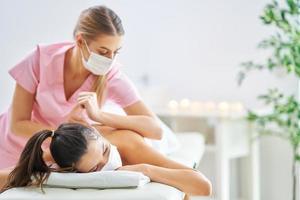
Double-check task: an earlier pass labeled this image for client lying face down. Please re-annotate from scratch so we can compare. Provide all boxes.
[1,123,212,196]
[2,123,122,191]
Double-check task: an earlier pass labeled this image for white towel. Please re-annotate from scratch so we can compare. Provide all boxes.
[44,171,150,189]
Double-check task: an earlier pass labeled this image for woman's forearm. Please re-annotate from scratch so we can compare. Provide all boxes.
[143,164,212,196]
[10,120,55,138]
[97,112,163,139]
[77,92,162,139]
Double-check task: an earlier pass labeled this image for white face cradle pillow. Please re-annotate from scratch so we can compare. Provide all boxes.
[43,171,150,189]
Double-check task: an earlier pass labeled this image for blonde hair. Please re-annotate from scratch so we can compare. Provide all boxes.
[73,5,125,106]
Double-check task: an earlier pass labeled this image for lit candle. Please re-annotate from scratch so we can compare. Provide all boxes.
[168,100,179,114]
[180,98,190,108]
[218,101,229,116]
[230,102,244,115]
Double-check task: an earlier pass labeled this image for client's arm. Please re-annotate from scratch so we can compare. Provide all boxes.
[118,164,212,196]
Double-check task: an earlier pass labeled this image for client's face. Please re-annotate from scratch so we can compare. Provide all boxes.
[75,135,111,173]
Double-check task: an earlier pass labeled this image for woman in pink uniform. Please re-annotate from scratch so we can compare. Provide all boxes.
[0,5,211,195]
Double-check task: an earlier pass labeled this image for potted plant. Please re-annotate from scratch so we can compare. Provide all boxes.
[238,0,300,199]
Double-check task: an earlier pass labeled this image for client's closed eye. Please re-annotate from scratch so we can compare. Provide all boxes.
[90,166,97,172]
[104,145,111,158]
[103,147,108,155]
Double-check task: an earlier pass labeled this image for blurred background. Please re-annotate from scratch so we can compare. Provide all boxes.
[0,0,298,199]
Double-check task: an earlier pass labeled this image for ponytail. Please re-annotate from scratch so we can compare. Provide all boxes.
[1,130,53,192]
[1,123,93,193]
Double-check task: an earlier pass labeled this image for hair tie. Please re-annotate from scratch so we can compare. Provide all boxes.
[51,130,55,137]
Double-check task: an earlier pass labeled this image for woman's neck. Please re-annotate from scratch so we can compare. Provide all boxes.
[65,46,91,78]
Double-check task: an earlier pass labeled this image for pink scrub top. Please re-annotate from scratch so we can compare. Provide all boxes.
[0,42,141,169]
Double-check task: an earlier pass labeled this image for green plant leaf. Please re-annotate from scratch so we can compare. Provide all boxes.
[295,154,300,161]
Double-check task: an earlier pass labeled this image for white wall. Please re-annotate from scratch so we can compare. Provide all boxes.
[0,0,297,112]
[0,0,297,199]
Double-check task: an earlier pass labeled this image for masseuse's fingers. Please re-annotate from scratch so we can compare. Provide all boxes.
[77,96,92,103]
[78,91,96,95]
[77,95,98,110]
[77,98,90,109]
[78,93,97,102]
[77,97,102,122]
[78,92,96,98]
[77,92,99,108]
[77,99,94,117]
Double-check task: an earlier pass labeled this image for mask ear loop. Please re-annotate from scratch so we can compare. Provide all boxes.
[79,38,91,63]
[82,39,91,54]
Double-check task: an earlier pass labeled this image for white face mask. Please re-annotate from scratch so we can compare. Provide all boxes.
[80,39,115,75]
[101,144,122,171]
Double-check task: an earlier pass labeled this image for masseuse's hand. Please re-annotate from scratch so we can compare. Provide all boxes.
[77,92,102,122]
[66,104,90,126]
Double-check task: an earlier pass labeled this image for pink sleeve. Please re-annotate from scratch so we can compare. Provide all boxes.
[8,46,40,94]
[106,68,141,108]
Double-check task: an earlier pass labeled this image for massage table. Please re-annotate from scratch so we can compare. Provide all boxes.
[0,132,205,200]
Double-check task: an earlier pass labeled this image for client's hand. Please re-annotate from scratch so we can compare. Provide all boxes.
[117,164,149,174]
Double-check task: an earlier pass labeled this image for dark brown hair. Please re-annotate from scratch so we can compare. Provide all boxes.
[1,123,98,193]
[73,5,125,106]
